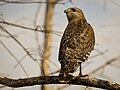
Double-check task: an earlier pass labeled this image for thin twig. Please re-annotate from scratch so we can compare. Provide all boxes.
[0,40,29,77]
[0,26,37,61]
[0,20,62,36]
[0,0,70,5]
[89,55,120,75]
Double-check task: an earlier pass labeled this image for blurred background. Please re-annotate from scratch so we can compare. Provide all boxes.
[0,0,120,90]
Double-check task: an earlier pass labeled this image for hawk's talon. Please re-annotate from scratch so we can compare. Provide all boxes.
[75,74,89,80]
[78,74,88,77]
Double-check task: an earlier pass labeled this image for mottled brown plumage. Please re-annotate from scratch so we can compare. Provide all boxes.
[58,7,95,82]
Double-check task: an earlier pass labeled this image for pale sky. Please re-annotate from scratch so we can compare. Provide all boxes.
[0,0,120,90]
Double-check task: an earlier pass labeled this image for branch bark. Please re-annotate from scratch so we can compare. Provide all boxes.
[0,76,120,90]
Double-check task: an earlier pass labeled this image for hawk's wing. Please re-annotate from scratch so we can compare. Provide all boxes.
[58,22,95,64]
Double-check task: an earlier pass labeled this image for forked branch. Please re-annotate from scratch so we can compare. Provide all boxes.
[0,76,120,89]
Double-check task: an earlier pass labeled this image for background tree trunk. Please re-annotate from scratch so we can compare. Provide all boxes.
[41,0,55,90]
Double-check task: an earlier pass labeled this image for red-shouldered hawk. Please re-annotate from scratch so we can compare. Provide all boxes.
[58,7,95,82]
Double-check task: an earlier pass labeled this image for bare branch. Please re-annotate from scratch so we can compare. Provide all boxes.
[0,20,62,36]
[90,49,108,59]
[0,0,70,5]
[110,0,120,8]
[0,26,37,61]
[0,76,120,90]
[89,55,120,74]
[0,41,29,77]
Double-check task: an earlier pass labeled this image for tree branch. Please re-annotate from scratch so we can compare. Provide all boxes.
[0,20,62,36]
[89,55,120,74]
[0,76,120,89]
[0,0,69,5]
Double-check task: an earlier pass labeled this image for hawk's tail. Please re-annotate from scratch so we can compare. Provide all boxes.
[58,62,78,82]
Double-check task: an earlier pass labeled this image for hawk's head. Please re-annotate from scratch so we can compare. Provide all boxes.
[64,7,85,22]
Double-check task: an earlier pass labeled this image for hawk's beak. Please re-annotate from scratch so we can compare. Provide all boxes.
[64,9,68,14]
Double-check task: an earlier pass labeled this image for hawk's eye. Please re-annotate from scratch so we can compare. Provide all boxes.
[71,8,76,12]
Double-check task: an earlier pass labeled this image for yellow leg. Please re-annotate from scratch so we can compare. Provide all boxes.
[79,63,82,76]
[78,63,88,77]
